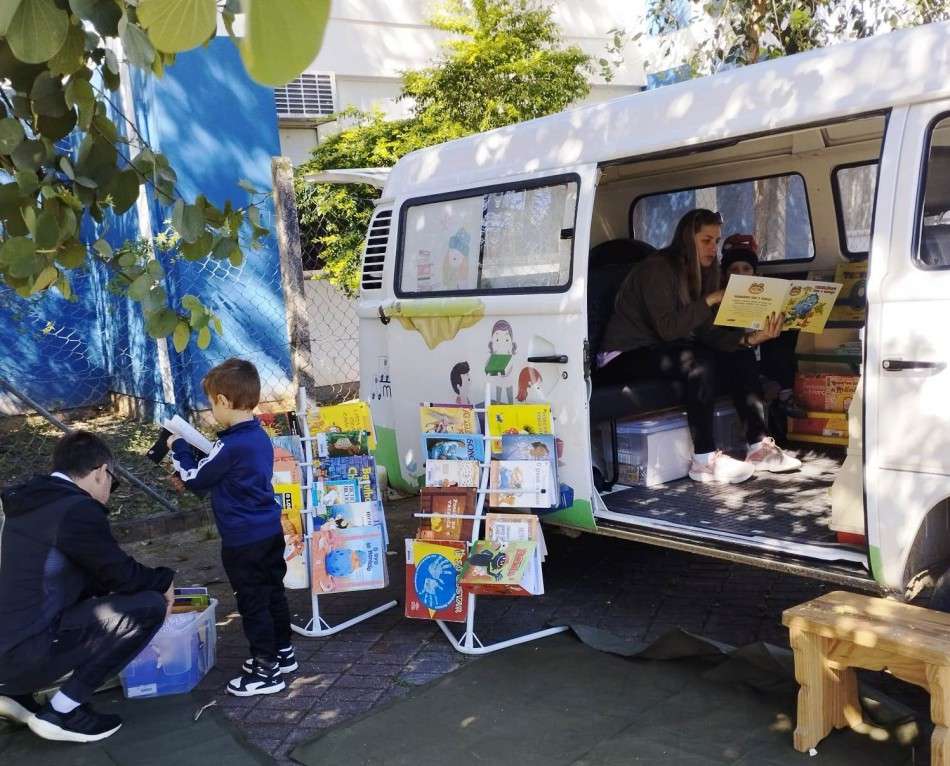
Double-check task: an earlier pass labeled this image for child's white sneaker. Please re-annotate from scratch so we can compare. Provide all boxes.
[688,451,755,485]
[747,438,802,473]
[242,645,297,675]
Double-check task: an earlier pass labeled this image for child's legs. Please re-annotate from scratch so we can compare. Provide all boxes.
[262,536,292,649]
[221,536,283,663]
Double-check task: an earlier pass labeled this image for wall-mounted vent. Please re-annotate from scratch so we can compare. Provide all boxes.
[360,209,392,291]
[274,73,335,119]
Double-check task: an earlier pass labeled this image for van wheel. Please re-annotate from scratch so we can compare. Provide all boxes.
[930,567,950,612]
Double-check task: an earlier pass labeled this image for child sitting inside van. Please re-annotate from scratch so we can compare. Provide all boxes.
[595,209,802,484]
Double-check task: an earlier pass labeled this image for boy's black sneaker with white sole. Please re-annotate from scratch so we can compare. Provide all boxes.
[28,703,122,743]
[241,646,297,675]
[0,693,42,725]
[227,659,286,697]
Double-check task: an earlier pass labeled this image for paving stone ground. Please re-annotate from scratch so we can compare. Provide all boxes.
[128,497,929,765]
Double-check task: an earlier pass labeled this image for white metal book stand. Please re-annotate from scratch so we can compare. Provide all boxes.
[290,387,397,638]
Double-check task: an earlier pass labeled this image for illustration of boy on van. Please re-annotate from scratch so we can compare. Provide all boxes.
[450,361,472,405]
[485,320,517,403]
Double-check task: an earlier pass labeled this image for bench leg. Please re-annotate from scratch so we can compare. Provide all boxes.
[790,628,846,752]
[928,665,950,766]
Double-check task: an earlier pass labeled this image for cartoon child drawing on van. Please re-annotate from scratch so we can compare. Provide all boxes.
[450,361,472,405]
[442,228,471,290]
[485,320,517,403]
[516,367,544,403]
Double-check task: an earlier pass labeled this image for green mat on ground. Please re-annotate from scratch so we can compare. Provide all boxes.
[292,632,917,766]
[0,688,270,766]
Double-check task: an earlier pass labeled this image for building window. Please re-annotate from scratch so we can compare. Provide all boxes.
[274,73,335,120]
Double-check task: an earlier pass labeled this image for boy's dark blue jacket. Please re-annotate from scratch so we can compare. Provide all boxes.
[170,418,281,547]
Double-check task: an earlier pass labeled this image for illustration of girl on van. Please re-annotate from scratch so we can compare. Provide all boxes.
[516,367,544,403]
[595,208,802,485]
[485,320,517,403]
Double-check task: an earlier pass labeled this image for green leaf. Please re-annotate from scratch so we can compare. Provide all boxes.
[107,168,140,214]
[15,169,39,194]
[146,259,165,279]
[211,315,223,334]
[34,209,59,249]
[7,0,69,65]
[196,325,211,349]
[228,245,243,268]
[0,118,25,154]
[65,75,95,129]
[92,238,112,259]
[32,264,58,293]
[240,0,330,86]
[146,307,179,338]
[172,320,190,352]
[180,230,212,260]
[1,236,39,278]
[178,203,205,244]
[48,21,86,75]
[180,293,201,310]
[142,284,167,311]
[0,1,23,36]
[238,178,258,194]
[36,108,76,141]
[57,241,87,268]
[210,235,233,260]
[128,273,151,300]
[68,0,121,37]
[119,14,156,69]
[56,272,72,300]
[138,0,217,54]
[11,138,46,171]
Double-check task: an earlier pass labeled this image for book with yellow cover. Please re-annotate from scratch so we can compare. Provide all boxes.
[419,403,479,434]
[485,403,553,455]
[306,400,377,449]
[714,275,842,334]
[828,260,868,324]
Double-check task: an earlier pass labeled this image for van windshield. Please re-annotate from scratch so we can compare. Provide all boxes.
[631,174,815,263]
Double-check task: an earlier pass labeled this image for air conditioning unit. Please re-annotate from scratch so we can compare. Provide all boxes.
[274,73,335,124]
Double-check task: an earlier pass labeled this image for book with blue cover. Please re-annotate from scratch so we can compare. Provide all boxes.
[421,433,485,462]
[315,455,379,503]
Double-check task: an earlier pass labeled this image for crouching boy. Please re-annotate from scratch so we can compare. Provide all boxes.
[170,358,296,696]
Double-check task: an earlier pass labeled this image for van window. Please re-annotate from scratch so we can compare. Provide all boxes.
[917,114,950,269]
[630,174,815,262]
[833,163,877,257]
[397,178,578,295]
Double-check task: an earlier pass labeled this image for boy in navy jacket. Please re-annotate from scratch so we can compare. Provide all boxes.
[170,358,296,696]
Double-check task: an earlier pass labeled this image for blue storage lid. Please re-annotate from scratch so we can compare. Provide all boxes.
[617,412,688,435]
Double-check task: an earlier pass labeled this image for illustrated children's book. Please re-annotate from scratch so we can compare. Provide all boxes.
[419,403,479,434]
[315,456,379,503]
[171,586,210,614]
[280,503,308,589]
[488,460,553,508]
[316,500,388,545]
[417,487,476,541]
[828,260,868,324]
[271,436,304,485]
[421,433,485,462]
[499,434,558,495]
[306,400,377,450]
[425,459,480,488]
[714,274,842,334]
[316,431,370,458]
[259,411,298,438]
[404,538,469,622]
[310,525,388,594]
[486,403,553,455]
[311,478,361,508]
[460,540,543,597]
[484,512,548,562]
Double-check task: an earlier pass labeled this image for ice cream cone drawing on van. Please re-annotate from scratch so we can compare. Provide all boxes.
[485,320,517,403]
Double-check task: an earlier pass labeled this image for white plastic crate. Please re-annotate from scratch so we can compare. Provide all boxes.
[616,412,692,487]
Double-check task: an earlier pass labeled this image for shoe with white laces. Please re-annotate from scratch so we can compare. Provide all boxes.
[242,646,297,675]
[747,437,802,473]
[227,658,286,697]
[688,451,755,485]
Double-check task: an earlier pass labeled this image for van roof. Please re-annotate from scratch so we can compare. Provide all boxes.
[384,21,950,201]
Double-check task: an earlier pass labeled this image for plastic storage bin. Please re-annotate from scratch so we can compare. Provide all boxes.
[616,412,692,487]
[119,599,217,699]
[713,402,745,454]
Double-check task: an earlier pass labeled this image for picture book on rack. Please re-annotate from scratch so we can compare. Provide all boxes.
[280,504,308,589]
[312,478,361,508]
[417,486,476,541]
[259,411,298,438]
[460,540,543,596]
[421,433,485,462]
[317,431,370,458]
[419,403,479,434]
[486,404,553,454]
[310,525,388,594]
[306,401,377,449]
[499,434,558,495]
[485,512,548,561]
[271,435,304,485]
[425,459,480,488]
[489,460,553,508]
[315,456,379,502]
[316,500,389,545]
[404,538,469,622]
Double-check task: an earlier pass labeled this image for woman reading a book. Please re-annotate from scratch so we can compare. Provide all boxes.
[595,208,801,484]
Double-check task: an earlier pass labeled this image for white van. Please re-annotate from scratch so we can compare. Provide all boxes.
[329,22,950,597]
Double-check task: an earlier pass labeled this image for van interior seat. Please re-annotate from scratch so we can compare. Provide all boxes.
[587,238,686,425]
[921,223,950,268]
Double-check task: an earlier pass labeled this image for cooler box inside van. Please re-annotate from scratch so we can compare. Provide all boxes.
[119,599,217,699]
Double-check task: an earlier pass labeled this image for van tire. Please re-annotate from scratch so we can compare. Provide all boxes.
[930,566,950,613]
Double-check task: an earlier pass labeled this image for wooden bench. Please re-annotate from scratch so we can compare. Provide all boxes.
[783,590,950,763]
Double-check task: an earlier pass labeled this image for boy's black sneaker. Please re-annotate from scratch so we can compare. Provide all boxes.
[227,659,286,697]
[241,646,297,675]
[0,693,42,724]
[28,703,122,743]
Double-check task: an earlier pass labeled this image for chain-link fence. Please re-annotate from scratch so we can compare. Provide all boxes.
[0,157,362,523]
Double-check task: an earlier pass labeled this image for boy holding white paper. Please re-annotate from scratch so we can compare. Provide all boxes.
[169,358,296,697]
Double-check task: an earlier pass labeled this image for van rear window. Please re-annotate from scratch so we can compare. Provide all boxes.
[630,174,815,263]
[916,114,950,270]
[833,163,877,257]
[396,177,578,296]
